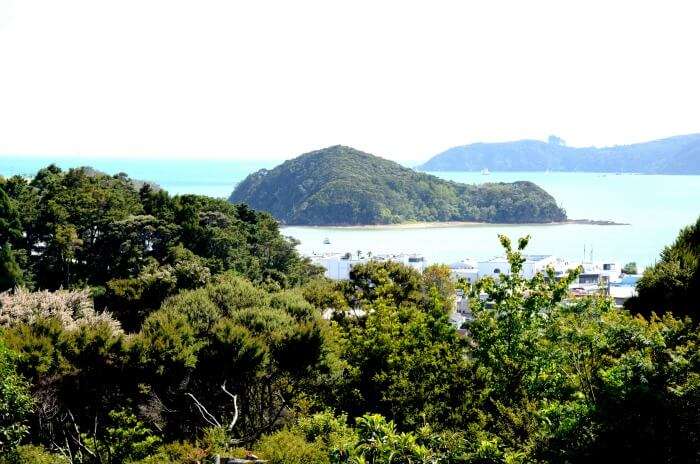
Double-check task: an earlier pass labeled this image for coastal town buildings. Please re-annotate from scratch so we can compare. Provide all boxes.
[310,250,639,314]
[310,252,428,280]
[477,254,558,279]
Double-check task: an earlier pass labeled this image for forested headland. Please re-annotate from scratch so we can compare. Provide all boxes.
[0,165,698,464]
[420,133,700,173]
[229,146,566,225]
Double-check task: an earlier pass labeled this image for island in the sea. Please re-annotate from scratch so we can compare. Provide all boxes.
[419,133,700,174]
[229,145,567,226]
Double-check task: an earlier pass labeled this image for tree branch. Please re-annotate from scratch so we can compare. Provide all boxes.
[186,392,222,428]
[221,382,239,431]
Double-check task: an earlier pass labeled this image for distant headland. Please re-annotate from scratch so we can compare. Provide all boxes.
[419,133,700,174]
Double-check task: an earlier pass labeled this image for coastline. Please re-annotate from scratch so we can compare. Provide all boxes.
[282,219,629,230]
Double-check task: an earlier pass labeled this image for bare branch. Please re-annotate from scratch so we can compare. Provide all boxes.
[65,410,97,458]
[221,382,239,430]
[186,392,222,428]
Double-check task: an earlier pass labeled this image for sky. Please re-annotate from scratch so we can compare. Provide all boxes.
[0,0,699,162]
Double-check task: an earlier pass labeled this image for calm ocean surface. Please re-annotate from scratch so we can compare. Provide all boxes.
[0,156,279,198]
[2,157,699,268]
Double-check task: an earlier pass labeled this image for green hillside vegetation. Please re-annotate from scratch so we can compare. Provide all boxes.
[229,145,566,225]
[0,165,320,322]
[0,167,698,463]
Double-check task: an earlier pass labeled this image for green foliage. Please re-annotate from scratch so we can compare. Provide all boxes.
[126,441,208,464]
[332,260,472,430]
[0,244,23,291]
[257,429,330,464]
[82,409,161,464]
[2,168,699,464]
[254,412,353,464]
[127,272,337,445]
[348,414,433,464]
[342,260,424,309]
[0,444,68,464]
[256,413,438,464]
[133,308,200,377]
[0,187,24,291]
[421,264,456,306]
[300,278,348,314]
[230,145,567,225]
[0,340,33,453]
[626,216,700,318]
[622,261,638,274]
[295,411,356,451]
[0,187,22,245]
[0,167,320,325]
[466,234,700,462]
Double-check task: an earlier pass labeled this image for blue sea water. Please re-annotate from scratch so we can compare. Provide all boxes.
[286,171,700,269]
[0,156,278,198]
[2,156,699,268]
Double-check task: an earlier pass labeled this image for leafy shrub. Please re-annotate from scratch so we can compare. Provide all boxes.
[0,444,68,464]
[0,287,120,333]
[0,341,33,453]
[256,429,330,464]
[84,409,161,464]
[127,441,208,464]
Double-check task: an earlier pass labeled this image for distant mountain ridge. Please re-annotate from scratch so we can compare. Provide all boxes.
[229,145,566,225]
[419,134,700,173]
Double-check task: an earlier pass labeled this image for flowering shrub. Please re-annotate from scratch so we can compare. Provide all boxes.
[0,287,121,333]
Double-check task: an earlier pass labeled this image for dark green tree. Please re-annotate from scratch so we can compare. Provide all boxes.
[0,244,23,291]
[0,187,22,246]
[466,235,700,463]
[332,261,472,431]
[626,216,700,318]
[0,187,24,290]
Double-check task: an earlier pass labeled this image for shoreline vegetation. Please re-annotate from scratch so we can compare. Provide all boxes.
[283,218,629,230]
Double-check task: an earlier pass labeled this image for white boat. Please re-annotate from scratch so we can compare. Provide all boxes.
[323,237,331,245]
[481,168,490,175]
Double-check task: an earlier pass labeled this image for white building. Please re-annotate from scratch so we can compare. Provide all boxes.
[311,253,358,280]
[477,254,558,280]
[311,252,428,280]
[608,274,640,307]
[567,260,624,294]
[401,254,429,273]
[609,285,637,307]
[449,259,479,284]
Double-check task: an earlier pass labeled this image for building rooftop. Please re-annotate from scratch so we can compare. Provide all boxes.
[450,260,478,270]
[480,254,553,264]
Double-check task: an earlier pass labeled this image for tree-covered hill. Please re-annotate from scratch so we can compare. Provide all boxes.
[419,133,700,173]
[0,165,321,323]
[229,145,566,225]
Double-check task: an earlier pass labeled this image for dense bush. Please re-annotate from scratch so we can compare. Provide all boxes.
[0,444,68,464]
[0,168,321,314]
[0,340,33,453]
[1,168,698,463]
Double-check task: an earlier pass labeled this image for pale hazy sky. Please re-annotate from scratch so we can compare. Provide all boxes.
[1,0,699,161]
